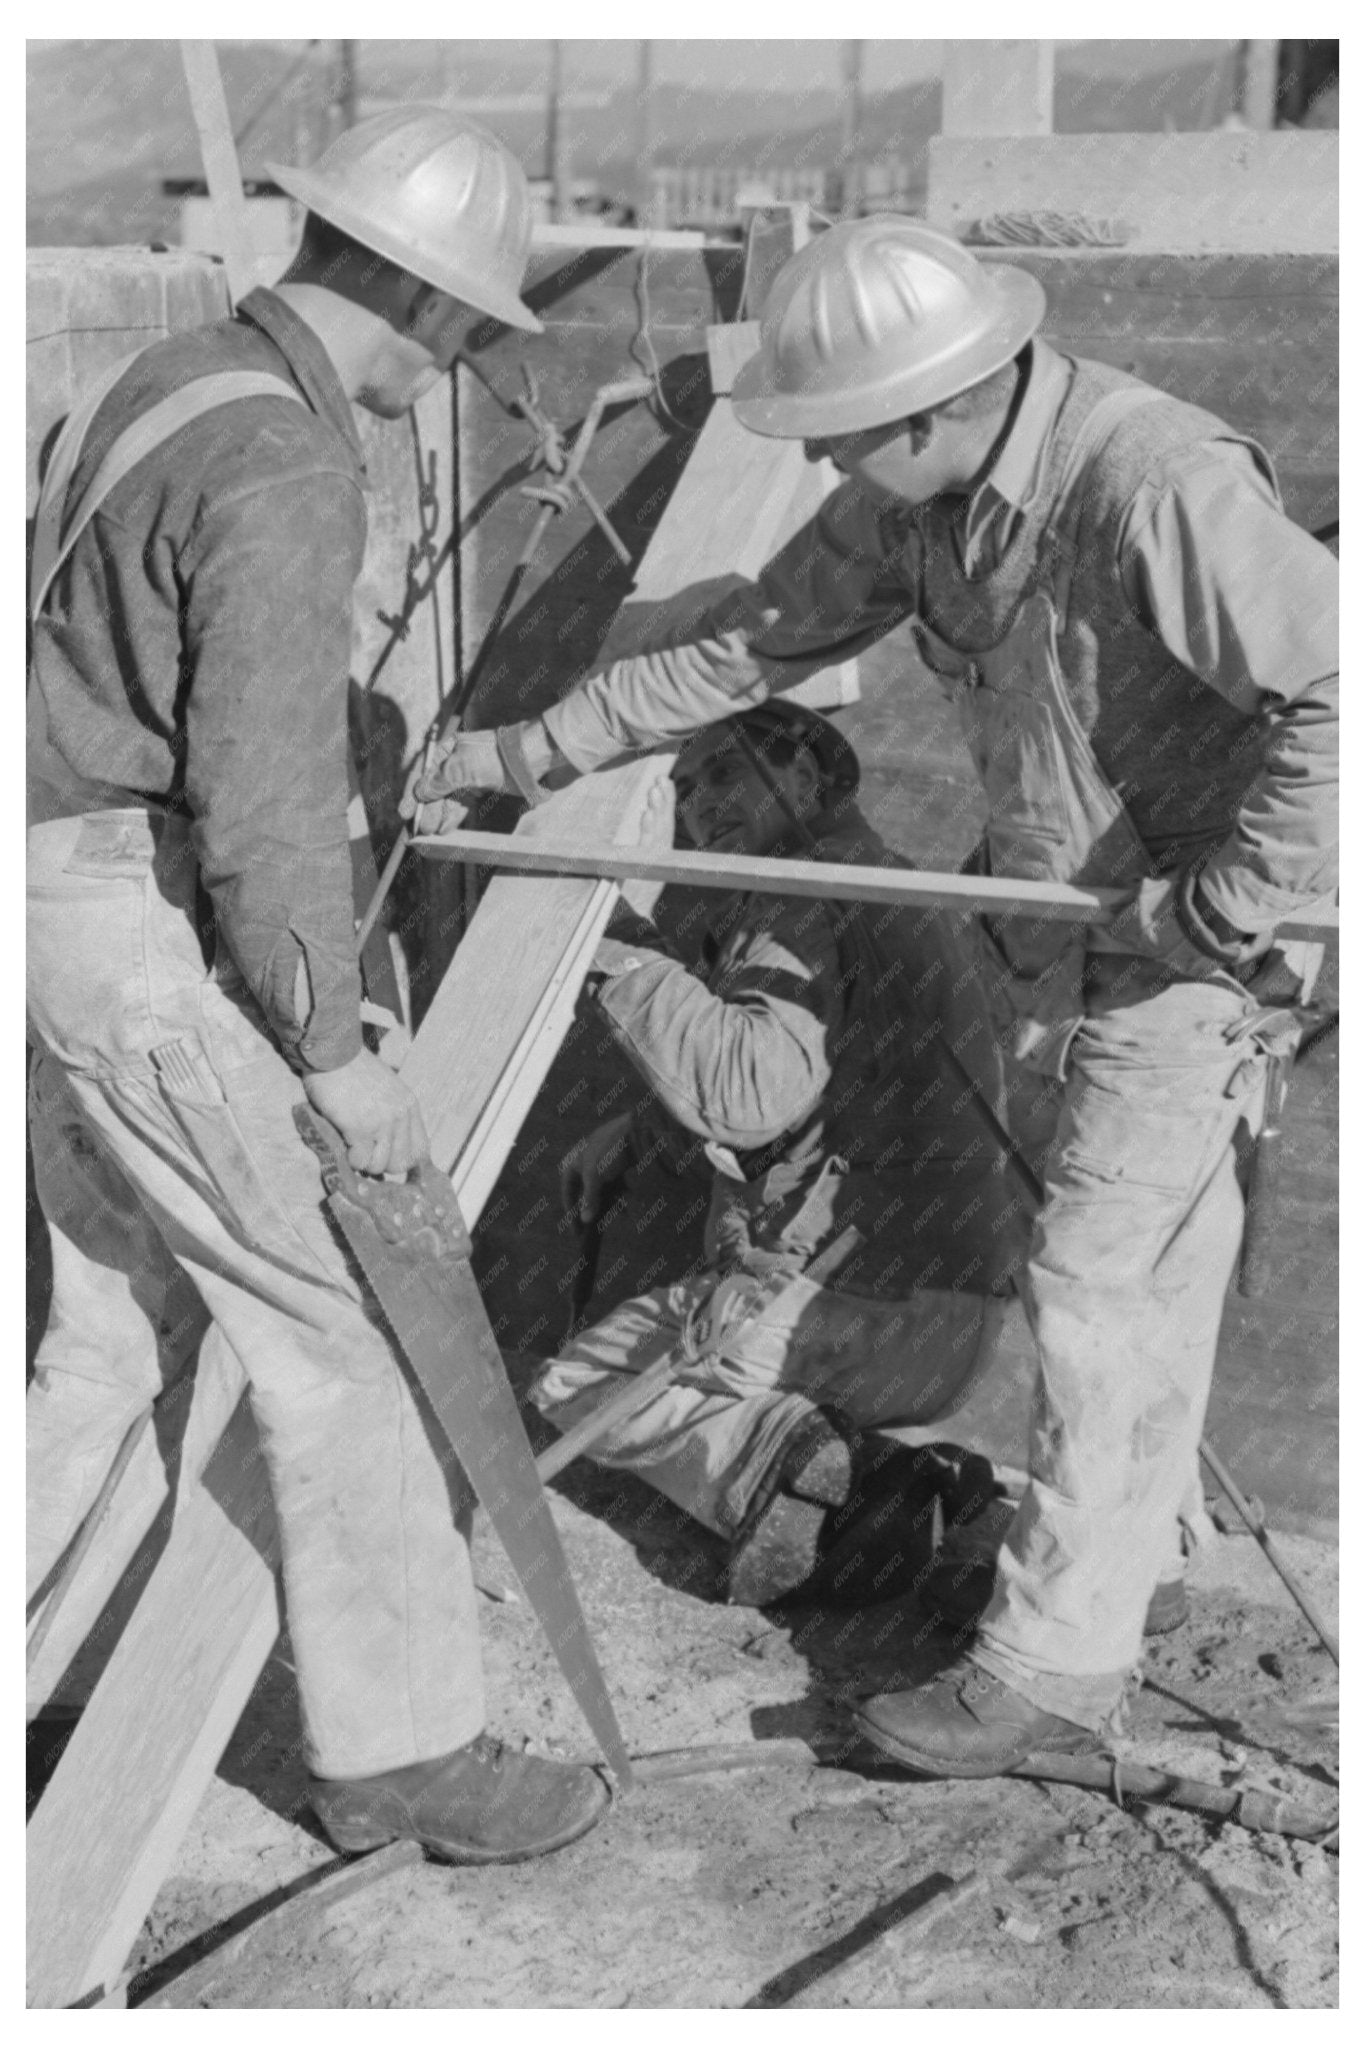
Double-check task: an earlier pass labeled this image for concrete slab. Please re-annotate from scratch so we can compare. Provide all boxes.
[928,133,1338,252]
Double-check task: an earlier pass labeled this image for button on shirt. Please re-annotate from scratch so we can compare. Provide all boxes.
[30,289,370,1071]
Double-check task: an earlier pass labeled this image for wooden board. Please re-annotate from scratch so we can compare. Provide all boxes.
[27,1398,281,2008]
[412,831,1339,941]
[403,361,859,1177]
[976,249,1338,532]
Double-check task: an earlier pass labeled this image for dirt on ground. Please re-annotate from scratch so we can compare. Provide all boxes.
[27,631,1338,2010]
[97,1432,1337,2011]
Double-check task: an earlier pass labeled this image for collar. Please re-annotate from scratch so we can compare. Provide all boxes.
[235,287,368,480]
[959,339,1070,573]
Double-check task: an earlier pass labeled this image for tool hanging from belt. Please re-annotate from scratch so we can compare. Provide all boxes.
[1236,1003,1336,1300]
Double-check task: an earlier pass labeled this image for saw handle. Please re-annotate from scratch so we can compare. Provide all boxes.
[293,1103,364,1200]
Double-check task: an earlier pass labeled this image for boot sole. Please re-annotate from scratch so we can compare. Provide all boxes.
[317,1776,611,1864]
[850,1705,1103,1780]
[725,1494,826,1607]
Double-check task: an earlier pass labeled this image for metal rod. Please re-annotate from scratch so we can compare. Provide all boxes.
[536,1352,680,1484]
[1198,1438,1339,1664]
[625,1736,1337,1843]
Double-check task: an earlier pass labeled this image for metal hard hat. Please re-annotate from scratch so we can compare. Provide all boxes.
[678,701,860,798]
[268,107,542,334]
[732,217,1045,438]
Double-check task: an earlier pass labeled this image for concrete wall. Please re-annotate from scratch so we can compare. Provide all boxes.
[929,132,1339,254]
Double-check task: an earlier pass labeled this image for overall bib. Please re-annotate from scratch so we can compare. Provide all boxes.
[27,360,487,1774]
[913,390,1312,1726]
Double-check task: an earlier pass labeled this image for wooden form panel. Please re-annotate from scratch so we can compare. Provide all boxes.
[404,373,841,1178]
[27,1399,282,2008]
[25,248,231,513]
[981,249,1338,531]
[454,241,746,736]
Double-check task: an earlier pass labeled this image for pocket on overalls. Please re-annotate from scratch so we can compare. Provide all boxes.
[1055,1023,1238,1200]
[978,695,1072,868]
[147,1035,328,1280]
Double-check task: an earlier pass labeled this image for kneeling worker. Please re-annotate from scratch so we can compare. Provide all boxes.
[532,703,1023,1604]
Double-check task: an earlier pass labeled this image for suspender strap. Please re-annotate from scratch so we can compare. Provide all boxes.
[30,364,307,624]
[1040,386,1163,561]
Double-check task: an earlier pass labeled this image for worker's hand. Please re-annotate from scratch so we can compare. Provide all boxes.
[398,730,499,837]
[1090,876,1247,983]
[619,765,676,919]
[561,1113,637,1226]
[303,1049,430,1178]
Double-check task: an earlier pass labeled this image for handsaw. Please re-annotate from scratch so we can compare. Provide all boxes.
[293,1106,635,1790]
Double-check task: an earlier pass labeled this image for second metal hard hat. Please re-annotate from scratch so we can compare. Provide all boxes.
[732,217,1045,438]
[268,106,543,333]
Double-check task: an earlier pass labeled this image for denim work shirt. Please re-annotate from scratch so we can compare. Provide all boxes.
[590,806,1028,1299]
[545,340,1338,945]
[30,289,370,1072]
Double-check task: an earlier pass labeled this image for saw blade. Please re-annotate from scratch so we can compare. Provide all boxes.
[295,1107,634,1790]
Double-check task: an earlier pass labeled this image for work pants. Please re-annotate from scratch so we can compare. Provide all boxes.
[26,813,484,1779]
[534,1264,1000,1537]
[969,957,1269,1730]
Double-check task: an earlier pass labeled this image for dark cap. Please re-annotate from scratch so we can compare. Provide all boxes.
[677,700,860,798]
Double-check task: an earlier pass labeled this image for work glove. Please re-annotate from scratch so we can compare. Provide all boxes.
[399,728,509,836]
[560,1112,638,1226]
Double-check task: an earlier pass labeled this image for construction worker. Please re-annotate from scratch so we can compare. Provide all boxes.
[532,703,1022,1606]
[27,109,608,1861]
[410,218,1338,1778]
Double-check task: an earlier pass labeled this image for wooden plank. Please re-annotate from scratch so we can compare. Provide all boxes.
[27,1398,281,2009]
[414,831,1339,941]
[406,369,860,1174]
[178,42,256,304]
[978,250,1339,346]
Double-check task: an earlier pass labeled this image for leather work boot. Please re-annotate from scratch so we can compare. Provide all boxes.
[309,1733,610,1864]
[918,1554,1190,1640]
[723,1409,855,1606]
[852,1662,1101,1779]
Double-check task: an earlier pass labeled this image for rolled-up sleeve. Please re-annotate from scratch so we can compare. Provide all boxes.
[544,480,908,771]
[180,468,368,1071]
[593,899,841,1149]
[1120,445,1338,932]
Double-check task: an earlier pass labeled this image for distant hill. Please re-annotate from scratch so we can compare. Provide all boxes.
[24,38,1300,246]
